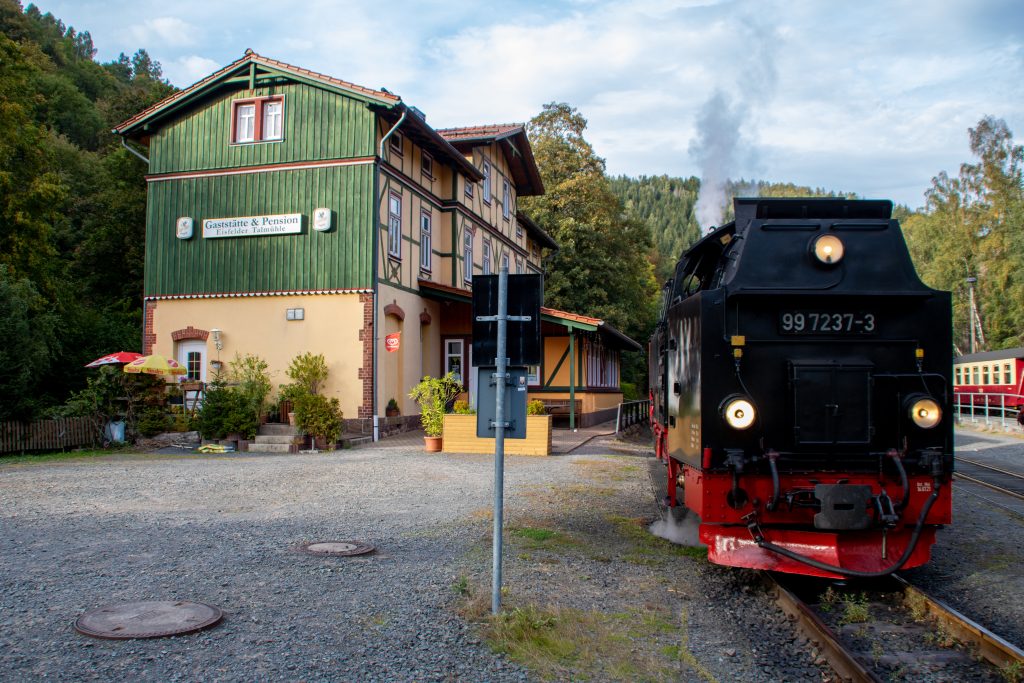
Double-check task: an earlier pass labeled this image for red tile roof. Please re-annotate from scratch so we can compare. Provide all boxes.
[115,49,400,134]
[435,124,524,142]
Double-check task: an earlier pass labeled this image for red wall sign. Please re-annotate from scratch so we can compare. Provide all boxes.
[385,332,401,352]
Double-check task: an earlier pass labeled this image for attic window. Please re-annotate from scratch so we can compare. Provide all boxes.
[390,131,404,156]
[232,97,284,144]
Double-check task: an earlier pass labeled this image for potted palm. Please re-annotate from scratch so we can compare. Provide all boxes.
[385,398,401,418]
[408,372,461,452]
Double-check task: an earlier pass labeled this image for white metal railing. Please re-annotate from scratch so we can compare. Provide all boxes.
[615,399,650,433]
[954,391,1023,429]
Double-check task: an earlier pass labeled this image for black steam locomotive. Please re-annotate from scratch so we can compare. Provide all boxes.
[649,198,953,578]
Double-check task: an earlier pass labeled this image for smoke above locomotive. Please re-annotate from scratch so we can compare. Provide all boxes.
[649,197,953,578]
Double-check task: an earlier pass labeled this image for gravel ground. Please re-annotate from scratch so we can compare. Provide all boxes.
[0,437,826,682]
[902,427,1024,651]
[3,427,1019,682]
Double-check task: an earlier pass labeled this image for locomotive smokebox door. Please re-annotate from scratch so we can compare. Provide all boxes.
[813,484,873,530]
[790,362,873,445]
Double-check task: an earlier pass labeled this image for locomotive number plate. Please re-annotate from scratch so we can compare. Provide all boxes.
[779,311,876,334]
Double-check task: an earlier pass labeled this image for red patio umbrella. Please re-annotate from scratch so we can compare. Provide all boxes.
[84,351,143,368]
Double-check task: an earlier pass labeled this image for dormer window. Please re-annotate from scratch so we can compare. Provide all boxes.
[232,97,284,144]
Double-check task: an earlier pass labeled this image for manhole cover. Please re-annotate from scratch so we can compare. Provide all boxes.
[296,541,375,557]
[74,600,223,639]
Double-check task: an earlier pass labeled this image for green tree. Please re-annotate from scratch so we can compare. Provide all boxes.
[904,116,1024,352]
[521,103,658,385]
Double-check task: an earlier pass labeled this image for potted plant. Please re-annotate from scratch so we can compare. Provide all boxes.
[280,352,330,426]
[408,372,462,452]
[385,398,401,418]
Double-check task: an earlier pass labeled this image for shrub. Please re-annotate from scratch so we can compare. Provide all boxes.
[527,399,547,416]
[229,353,273,422]
[409,372,462,437]
[453,399,475,415]
[286,352,329,395]
[620,381,639,401]
[295,393,343,445]
[137,406,170,437]
[196,378,258,439]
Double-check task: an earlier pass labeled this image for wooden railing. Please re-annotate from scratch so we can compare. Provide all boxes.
[615,399,650,433]
[0,417,98,454]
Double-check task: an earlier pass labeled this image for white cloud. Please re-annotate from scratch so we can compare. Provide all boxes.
[164,55,221,88]
[128,16,199,48]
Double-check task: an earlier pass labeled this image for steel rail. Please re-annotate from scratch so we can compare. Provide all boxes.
[954,472,1024,502]
[957,456,1024,481]
[893,575,1024,671]
[763,572,882,683]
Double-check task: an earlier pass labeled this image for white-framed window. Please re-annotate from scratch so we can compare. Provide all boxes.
[235,103,255,143]
[463,231,473,283]
[1004,363,1012,384]
[482,160,492,204]
[482,240,492,275]
[232,97,284,144]
[501,252,509,272]
[446,339,464,385]
[515,257,523,274]
[421,153,433,179]
[420,210,432,272]
[262,100,282,140]
[388,192,402,259]
[586,341,619,389]
[527,364,540,386]
[390,130,404,156]
[983,365,990,385]
[465,176,474,199]
[516,221,523,239]
[502,179,511,220]
[954,367,962,385]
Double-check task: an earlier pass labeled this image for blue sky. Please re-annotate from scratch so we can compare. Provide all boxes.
[29,0,1024,210]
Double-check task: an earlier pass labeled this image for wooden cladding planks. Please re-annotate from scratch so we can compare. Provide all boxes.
[145,164,375,296]
[150,83,376,175]
[0,418,97,454]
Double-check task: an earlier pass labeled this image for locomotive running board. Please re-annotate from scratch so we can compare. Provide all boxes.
[700,525,938,580]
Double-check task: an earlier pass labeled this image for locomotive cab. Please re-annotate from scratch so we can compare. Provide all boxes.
[651,198,953,578]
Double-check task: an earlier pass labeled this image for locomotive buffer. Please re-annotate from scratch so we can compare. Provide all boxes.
[473,269,542,613]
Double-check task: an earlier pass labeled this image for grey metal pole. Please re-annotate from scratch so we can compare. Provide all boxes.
[492,265,508,614]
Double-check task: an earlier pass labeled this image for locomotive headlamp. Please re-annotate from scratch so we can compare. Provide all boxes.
[812,234,845,265]
[722,396,756,430]
[907,395,942,429]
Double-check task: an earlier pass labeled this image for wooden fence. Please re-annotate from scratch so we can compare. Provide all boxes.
[0,417,98,454]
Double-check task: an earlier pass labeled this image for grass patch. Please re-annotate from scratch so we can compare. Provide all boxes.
[0,447,135,466]
[1001,660,1023,683]
[608,515,706,564]
[486,602,713,682]
[819,586,839,613]
[509,526,577,551]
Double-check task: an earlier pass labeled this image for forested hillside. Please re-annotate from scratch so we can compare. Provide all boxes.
[0,0,173,419]
[610,176,855,283]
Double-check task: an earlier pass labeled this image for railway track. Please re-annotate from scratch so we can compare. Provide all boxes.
[955,456,1024,501]
[766,571,1024,682]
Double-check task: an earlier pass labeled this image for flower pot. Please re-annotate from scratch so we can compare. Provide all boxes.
[385,408,400,418]
[424,435,442,452]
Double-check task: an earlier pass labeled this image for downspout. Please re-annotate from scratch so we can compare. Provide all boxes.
[373,109,407,439]
[119,136,150,164]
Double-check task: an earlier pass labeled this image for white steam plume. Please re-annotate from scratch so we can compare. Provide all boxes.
[689,17,780,233]
[649,508,705,548]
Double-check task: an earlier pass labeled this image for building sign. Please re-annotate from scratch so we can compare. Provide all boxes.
[385,332,401,352]
[203,213,302,238]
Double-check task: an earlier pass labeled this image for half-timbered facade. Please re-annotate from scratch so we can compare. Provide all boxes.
[115,51,637,429]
